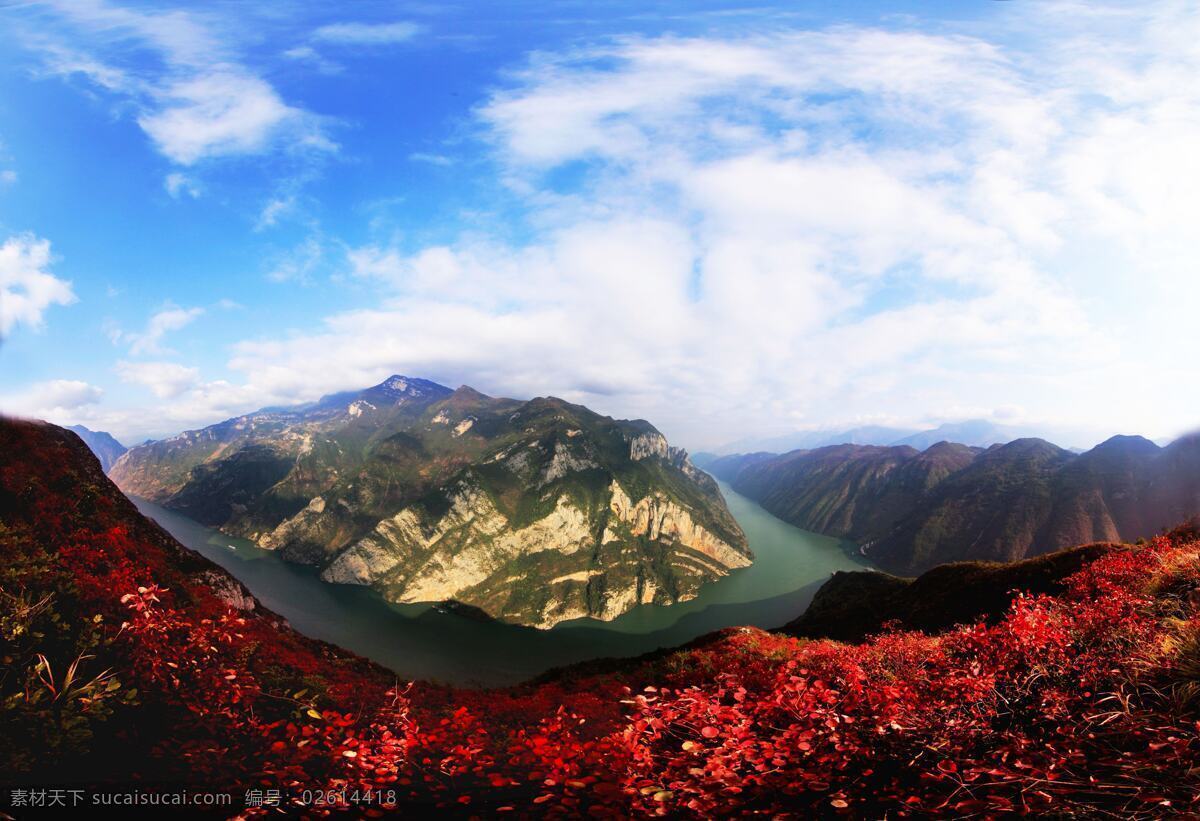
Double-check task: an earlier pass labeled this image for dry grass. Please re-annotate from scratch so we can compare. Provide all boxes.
[1161,616,1200,713]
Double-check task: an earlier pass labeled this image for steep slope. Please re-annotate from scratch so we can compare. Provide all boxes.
[65,424,127,471]
[871,438,1076,569]
[710,434,1200,575]
[705,442,977,553]
[1154,433,1200,527]
[0,418,391,788]
[110,376,750,628]
[4,417,1199,816]
[1038,434,1164,546]
[694,450,777,479]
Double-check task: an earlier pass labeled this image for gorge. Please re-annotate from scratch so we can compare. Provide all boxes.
[130,478,863,686]
[109,376,753,628]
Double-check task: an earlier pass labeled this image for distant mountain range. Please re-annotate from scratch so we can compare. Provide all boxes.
[703,434,1200,575]
[108,375,750,628]
[66,424,127,472]
[717,419,1037,455]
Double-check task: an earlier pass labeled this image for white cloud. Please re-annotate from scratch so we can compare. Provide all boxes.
[0,234,75,336]
[265,236,327,284]
[0,379,102,420]
[408,152,454,166]
[25,2,1200,448]
[279,18,422,81]
[115,360,200,398]
[312,21,421,45]
[112,304,204,355]
[140,72,327,166]
[218,3,1200,448]
[0,375,274,443]
[282,45,343,75]
[255,195,296,230]
[163,171,199,198]
[0,170,16,186]
[25,2,336,166]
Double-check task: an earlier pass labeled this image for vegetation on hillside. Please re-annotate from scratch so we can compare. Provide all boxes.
[3,418,1199,816]
[106,378,749,627]
[709,434,1200,575]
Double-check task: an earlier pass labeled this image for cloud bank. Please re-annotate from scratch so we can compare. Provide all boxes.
[26,0,335,166]
[9,1,1200,448]
[214,3,1200,447]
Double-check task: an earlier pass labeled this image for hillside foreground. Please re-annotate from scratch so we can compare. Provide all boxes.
[2,418,1199,817]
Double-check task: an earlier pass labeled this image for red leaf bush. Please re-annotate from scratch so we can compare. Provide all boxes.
[2,419,1199,816]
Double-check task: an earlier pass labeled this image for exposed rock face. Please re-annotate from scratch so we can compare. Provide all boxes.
[112,376,751,627]
[628,431,670,461]
[606,481,752,574]
[541,440,599,485]
[312,471,751,629]
[200,570,257,612]
[707,434,1200,576]
[322,481,607,627]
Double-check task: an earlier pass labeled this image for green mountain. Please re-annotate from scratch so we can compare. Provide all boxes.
[706,434,1200,574]
[110,375,750,627]
[706,442,978,557]
[65,424,127,472]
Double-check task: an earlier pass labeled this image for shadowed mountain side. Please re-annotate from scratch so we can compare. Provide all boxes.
[707,433,1200,574]
[786,543,1122,642]
[66,424,127,472]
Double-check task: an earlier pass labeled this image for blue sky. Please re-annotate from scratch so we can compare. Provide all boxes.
[1,0,1197,450]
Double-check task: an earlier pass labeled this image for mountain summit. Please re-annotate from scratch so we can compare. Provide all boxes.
[110,376,750,627]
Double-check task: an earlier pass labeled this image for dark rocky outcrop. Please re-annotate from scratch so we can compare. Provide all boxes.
[787,542,1121,642]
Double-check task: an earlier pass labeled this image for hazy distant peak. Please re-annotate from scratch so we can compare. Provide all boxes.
[449,385,491,401]
[374,375,453,397]
[1092,434,1160,455]
[888,420,1014,451]
[66,424,128,472]
[982,437,1070,459]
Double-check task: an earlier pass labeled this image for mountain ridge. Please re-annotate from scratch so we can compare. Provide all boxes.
[706,433,1200,574]
[109,374,751,628]
[716,418,1017,455]
[65,424,127,472]
[5,414,1199,815]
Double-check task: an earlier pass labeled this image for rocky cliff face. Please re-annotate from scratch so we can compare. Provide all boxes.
[110,376,751,627]
[707,434,1200,575]
[317,475,749,628]
[628,431,670,461]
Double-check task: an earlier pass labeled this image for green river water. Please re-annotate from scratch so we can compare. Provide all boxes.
[133,481,867,687]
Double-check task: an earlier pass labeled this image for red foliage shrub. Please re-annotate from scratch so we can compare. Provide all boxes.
[4,419,1200,816]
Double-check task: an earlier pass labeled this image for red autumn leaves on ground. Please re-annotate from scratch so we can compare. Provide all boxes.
[3,419,1200,817]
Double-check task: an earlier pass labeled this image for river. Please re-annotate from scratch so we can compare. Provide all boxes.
[133,481,867,687]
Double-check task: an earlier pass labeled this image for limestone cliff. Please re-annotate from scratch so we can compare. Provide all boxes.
[315,475,750,628]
